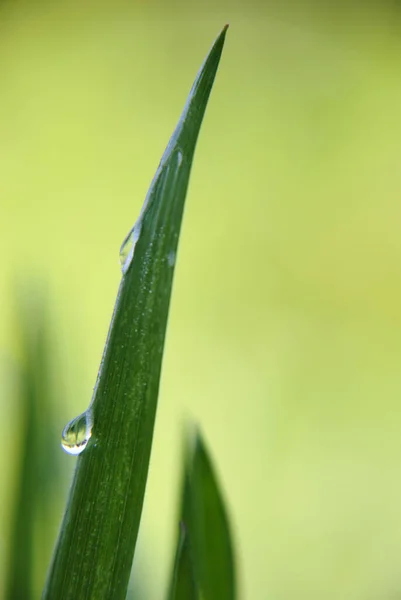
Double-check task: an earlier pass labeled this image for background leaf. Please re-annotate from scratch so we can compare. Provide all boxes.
[43,25,228,600]
[4,291,64,599]
[170,429,236,600]
[167,520,197,600]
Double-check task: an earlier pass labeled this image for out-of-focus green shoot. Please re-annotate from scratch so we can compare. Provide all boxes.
[168,430,236,600]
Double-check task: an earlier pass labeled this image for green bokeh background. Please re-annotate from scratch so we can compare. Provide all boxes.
[2,2,401,598]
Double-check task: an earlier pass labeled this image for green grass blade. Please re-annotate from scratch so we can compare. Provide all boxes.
[179,430,236,600]
[167,522,197,600]
[167,475,198,600]
[5,294,63,599]
[43,25,228,600]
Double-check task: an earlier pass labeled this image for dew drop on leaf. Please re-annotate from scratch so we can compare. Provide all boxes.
[61,410,93,455]
[119,222,142,275]
[167,250,176,266]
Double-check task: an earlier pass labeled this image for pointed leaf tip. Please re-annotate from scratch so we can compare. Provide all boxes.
[173,429,236,600]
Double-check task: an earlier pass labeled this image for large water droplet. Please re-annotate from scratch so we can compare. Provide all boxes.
[61,410,93,455]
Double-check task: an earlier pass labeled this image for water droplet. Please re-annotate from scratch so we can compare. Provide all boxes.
[61,410,93,455]
[167,250,176,267]
[119,221,143,274]
[120,147,183,275]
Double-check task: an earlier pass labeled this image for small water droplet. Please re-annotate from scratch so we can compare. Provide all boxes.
[167,250,176,267]
[120,147,183,275]
[61,410,93,455]
[119,222,142,275]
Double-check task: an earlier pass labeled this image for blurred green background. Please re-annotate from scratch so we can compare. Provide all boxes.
[2,1,401,598]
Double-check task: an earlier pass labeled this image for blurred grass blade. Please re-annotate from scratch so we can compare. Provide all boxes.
[167,522,197,600]
[43,25,228,600]
[5,293,63,599]
[167,514,197,599]
[176,430,236,600]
